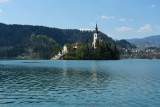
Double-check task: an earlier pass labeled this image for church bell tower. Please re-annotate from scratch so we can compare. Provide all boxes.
[93,24,98,49]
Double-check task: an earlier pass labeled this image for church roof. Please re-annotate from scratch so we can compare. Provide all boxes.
[95,23,98,33]
[74,42,80,46]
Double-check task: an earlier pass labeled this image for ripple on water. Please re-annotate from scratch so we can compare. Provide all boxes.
[0,60,160,106]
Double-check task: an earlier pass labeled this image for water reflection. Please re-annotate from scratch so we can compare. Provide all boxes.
[0,60,160,106]
[91,61,98,87]
[0,63,112,105]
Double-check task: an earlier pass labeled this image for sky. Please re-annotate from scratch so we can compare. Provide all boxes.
[0,0,160,40]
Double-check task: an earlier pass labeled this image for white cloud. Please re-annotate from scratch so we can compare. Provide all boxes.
[0,9,2,13]
[107,34,117,39]
[0,0,8,3]
[119,18,125,22]
[116,27,132,32]
[80,28,93,32]
[107,34,113,37]
[101,15,115,19]
[138,24,152,33]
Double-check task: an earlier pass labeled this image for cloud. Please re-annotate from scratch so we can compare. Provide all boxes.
[107,34,117,39]
[116,27,132,32]
[80,28,93,32]
[151,4,156,8]
[138,24,152,33]
[101,15,115,19]
[119,18,125,22]
[0,9,2,13]
[0,0,8,3]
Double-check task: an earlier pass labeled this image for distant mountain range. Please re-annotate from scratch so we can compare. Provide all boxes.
[136,42,160,50]
[127,35,160,46]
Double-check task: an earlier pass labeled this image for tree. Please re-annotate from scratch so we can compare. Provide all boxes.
[61,40,120,60]
[53,44,62,56]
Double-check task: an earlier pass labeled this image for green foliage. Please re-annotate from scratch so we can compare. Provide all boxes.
[75,46,84,59]
[28,34,56,59]
[62,41,120,60]
[0,33,56,59]
[116,40,136,49]
[0,45,24,58]
[53,44,62,56]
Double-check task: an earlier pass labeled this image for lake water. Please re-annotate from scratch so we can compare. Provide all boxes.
[0,60,160,107]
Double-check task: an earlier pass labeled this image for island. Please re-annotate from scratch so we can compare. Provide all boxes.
[51,24,120,60]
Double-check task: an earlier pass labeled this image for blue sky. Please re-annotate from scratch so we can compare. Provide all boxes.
[0,0,160,39]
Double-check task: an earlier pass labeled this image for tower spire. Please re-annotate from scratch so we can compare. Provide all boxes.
[95,23,98,33]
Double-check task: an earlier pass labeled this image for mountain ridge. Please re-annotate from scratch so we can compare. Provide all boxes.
[127,35,160,46]
[136,42,160,50]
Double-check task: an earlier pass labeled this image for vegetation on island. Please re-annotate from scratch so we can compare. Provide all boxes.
[57,40,120,60]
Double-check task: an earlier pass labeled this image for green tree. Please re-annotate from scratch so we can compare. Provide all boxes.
[53,44,62,56]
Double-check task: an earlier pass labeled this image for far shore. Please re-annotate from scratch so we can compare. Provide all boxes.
[0,57,159,60]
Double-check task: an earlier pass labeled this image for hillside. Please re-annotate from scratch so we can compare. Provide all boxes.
[127,35,160,46]
[0,23,115,47]
[136,42,160,50]
[0,23,134,59]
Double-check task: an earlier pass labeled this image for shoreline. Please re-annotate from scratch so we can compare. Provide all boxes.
[0,58,159,60]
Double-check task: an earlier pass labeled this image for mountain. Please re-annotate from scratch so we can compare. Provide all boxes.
[136,42,160,50]
[127,35,160,46]
[0,23,134,59]
[0,23,114,47]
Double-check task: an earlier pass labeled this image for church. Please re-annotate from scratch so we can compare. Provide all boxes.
[92,24,103,49]
[61,24,103,54]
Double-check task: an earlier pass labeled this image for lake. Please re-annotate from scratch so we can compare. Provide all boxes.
[0,60,160,107]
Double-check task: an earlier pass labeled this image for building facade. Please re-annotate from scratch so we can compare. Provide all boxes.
[92,24,98,49]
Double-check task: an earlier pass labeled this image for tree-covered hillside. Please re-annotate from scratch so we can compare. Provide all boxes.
[0,23,114,47]
[127,35,160,46]
[0,23,135,59]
